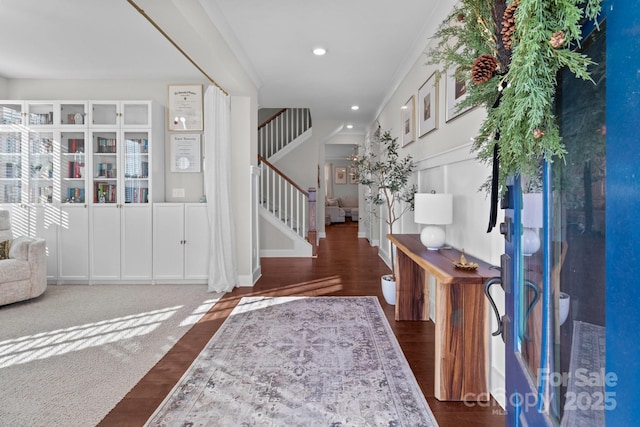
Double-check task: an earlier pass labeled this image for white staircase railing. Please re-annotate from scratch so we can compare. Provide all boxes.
[258,156,316,252]
[258,108,312,159]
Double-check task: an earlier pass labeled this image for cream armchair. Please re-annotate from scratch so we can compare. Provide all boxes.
[0,209,47,306]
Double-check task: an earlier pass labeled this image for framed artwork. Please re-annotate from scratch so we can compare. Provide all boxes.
[401,96,415,147]
[446,67,472,122]
[349,167,358,184]
[418,72,438,136]
[168,84,204,131]
[334,167,347,184]
[170,134,201,172]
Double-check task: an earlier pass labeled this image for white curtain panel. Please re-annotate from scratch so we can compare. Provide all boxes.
[204,85,238,292]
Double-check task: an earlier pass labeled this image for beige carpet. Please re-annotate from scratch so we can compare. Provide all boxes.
[0,284,222,427]
[146,296,439,426]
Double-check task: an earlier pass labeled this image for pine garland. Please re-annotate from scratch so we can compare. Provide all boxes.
[427,0,602,194]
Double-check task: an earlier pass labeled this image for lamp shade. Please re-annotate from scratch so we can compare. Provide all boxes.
[522,193,543,228]
[414,193,453,225]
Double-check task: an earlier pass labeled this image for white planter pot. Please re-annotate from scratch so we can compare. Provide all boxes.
[381,274,396,305]
[559,292,570,326]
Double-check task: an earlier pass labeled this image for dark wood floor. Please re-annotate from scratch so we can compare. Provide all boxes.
[99,221,505,426]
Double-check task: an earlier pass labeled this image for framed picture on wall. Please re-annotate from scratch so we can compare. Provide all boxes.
[170,134,201,172]
[168,84,204,131]
[401,96,415,147]
[445,66,472,122]
[418,72,438,136]
[334,167,347,184]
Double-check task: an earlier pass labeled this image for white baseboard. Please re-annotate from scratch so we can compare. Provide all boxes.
[490,367,506,409]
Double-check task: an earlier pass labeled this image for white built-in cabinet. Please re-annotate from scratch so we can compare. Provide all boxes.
[0,100,165,284]
[88,101,160,283]
[153,203,210,283]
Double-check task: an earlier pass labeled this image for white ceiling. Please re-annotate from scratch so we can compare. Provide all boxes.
[0,0,443,133]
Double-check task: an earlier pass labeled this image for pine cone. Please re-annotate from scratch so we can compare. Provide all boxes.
[501,0,520,50]
[533,129,544,139]
[550,30,566,49]
[472,54,498,84]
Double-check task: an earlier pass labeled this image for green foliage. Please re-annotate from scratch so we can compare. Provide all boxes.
[351,129,417,279]
[427,0,602,193]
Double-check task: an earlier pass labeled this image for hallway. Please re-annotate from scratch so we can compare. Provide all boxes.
[100,221,505,426]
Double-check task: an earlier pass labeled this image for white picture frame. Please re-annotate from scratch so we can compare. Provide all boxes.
[418,72,438,137]
[170,134,201,173]
[446,67,472,122]
[334,166,347,184]
[401,96,415,147]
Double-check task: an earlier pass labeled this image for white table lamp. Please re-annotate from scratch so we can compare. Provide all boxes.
[522,193,542,256]
[414,193,453,250]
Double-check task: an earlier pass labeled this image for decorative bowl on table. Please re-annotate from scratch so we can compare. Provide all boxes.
[453,249,479,271]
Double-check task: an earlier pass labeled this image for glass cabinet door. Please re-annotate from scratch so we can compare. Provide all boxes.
[122,102,150,127]
[90,102,118,126]
[92,131,118,203]
[28,131,56,203]
[123,131,150,204]
[26,102,55,126]
[0,103,24,125]
[0,131,23,203]
[60,131,87,203]
[60,102,87,126]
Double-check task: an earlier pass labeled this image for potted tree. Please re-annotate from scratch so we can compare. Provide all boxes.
[351,128,416,304]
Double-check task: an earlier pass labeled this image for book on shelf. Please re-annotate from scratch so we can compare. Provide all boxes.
[29,112,53,125]
[67,161,85,178]
[94,182,116,203]
[66,187,85,203]
[125,186,149,203]
[96,163,115,178]
[3,162,19,178]
[125,138,149,153]
[67,138,85,153]
[96,137,117,153]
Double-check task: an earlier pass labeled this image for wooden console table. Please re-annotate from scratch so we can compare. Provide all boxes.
[388,234,498,401]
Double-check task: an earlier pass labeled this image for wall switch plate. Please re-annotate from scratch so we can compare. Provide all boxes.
[172,188,185,198]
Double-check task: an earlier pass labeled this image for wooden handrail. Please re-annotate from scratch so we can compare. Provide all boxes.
[258,155,309,196]
[258,108,287,130]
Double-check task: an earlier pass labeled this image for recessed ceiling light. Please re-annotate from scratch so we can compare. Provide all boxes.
[351,105,359,111]
[346,124,353,129]
[313,47,326,56]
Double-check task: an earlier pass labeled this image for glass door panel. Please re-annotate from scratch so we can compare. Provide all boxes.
[0,131,23,203]
[92,131,118,203]
[27,102,55,126]
[60,131,86,203]
[91,103,118,126]
[504,22,606,427]
[60,102,87,126]
[0,103,23,125]
[551,24,606,426]
[123,132,149,204]
[28,131,56,203]
[122,102,150,127]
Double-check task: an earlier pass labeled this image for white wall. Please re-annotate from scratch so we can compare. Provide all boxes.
[369,0,506,408]
[0,77,8,98]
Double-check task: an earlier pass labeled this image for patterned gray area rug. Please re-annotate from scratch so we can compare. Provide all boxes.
[561,320,606,427]
[145,296,439,426]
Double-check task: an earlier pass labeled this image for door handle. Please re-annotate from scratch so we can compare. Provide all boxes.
[484,277,504,339]
[523,279,540,342]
